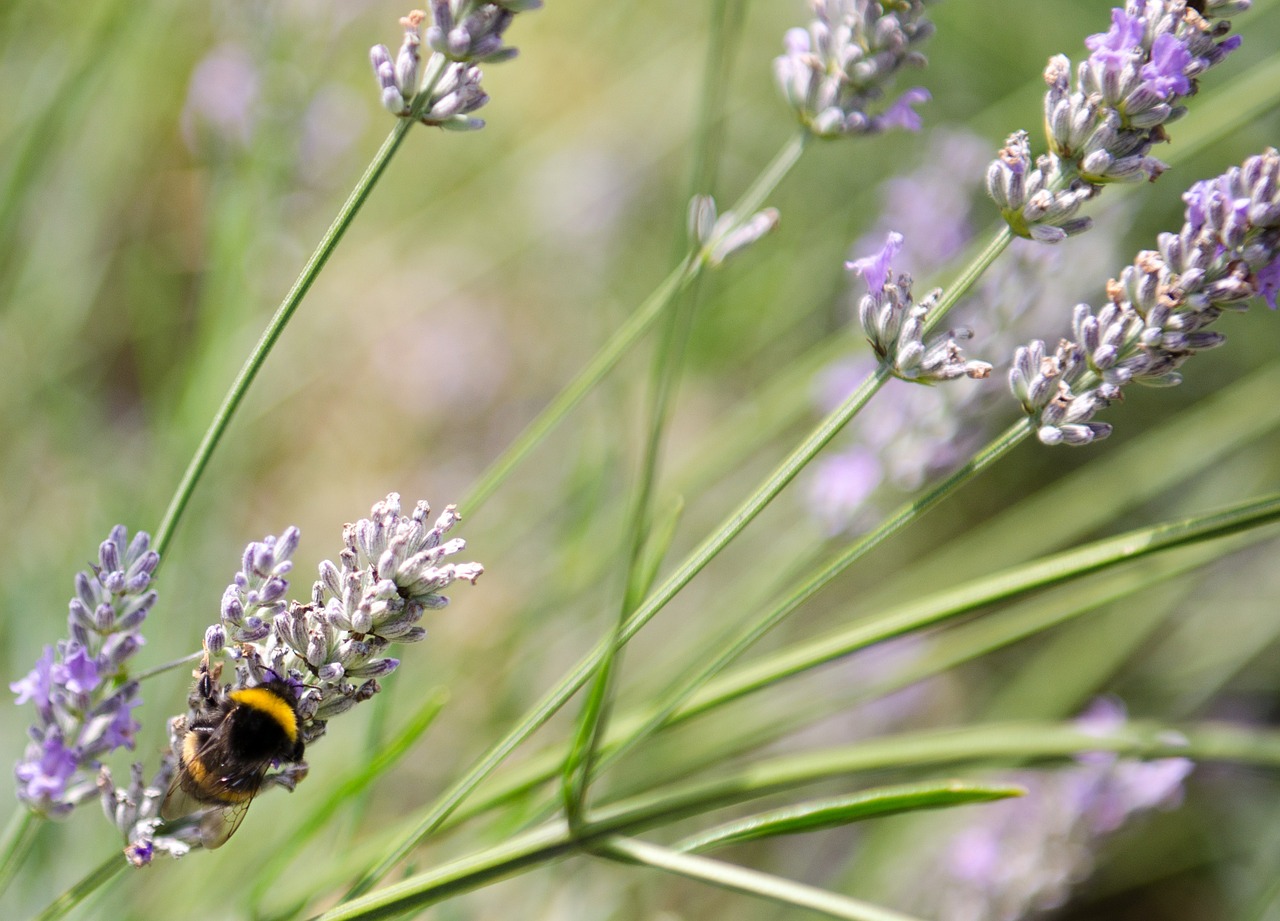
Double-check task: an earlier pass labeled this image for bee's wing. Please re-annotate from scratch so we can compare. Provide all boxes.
[159,774,201,823]
[194,797,253,850]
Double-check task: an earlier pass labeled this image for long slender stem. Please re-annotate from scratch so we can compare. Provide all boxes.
[590,418,1033,777]
[152,119,413,559]
[600,836,928,921]
[563,0,742,825]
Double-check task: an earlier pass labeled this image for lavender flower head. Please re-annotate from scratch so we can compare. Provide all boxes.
[773,0,936,138]
[987,0,1248,243]
[218,493,482,743]
[1010,147,1280,446]
[915,699,1192,921]
[809,129,1124,534]
[851,232,993,384]
[369,3,540,130]
[11,527,158,818]
[109,494,482,864]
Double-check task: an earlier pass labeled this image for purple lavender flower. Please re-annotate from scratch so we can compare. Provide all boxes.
[11,527,158,817]
[369,4,538,129]
[1010,147,1280,445]
[852,233,993,384]
[773,0,937,139]
[113,494,482,861]
[988,0,1249,242]
[807,129,1119,534]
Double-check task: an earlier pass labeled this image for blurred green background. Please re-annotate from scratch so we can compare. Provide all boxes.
[3,0,1280,918]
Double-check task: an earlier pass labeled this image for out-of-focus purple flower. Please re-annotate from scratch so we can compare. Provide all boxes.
[808,449,883,536]
[910,699,1193,921]
[181,44,260,153]
[12,527,158,818]
[773,0,939,138]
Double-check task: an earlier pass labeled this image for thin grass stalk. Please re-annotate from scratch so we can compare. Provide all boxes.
[599,835,928,921]
[562,0,742,823]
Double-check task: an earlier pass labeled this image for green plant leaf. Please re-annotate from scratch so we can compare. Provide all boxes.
[674,780,1024,853]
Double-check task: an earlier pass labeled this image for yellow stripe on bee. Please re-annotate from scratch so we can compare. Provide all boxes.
[229,686,299,743]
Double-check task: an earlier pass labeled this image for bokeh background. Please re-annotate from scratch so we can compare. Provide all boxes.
[3,0,1280,918]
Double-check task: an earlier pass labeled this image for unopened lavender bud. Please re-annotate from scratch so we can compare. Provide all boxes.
[68,599,93,633]
[316,695,358,720]
[346,658,399,679]
[204,624,226,655]
[102,633,143,670]
[90,601,114,632]
[238,617,270,643]
[318,559,342,598]
[316,663,345,682]
[708,208,780,266]
[99,536,122,574]
[689,194,717,246]
[428,0,451,35]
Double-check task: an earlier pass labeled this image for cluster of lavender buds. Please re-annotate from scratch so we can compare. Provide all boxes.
[773,0,937,138]
[1011,147,1280,446]
[912,700,1193,921]
[687,195,781,267]
[107,494,482,864]
[11,528,158,818]
[216,493,483,743]
[370,2,539,130]
[987,0,1249,243]
[850,232,993,384]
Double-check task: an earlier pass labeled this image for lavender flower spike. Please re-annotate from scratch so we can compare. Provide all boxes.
[118,495,483,862]
[988,1,1249,243]
[773,0,937,139]
[12,526,157,818]
[369,4,539,129]
[1011,148,1280,445]
[851,232,993,383]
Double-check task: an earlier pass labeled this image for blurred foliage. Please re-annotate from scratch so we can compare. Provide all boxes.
[2,0,1280,919]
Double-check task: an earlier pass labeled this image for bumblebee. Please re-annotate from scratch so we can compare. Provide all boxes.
[161,659,307,849]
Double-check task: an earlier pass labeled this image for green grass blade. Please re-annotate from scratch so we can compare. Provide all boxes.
[674,781,1024,853]
[601,835,930,921]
